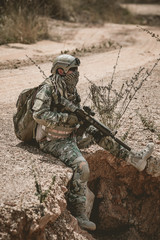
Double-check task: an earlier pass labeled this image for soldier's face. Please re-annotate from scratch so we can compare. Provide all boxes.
[57,67,78,76]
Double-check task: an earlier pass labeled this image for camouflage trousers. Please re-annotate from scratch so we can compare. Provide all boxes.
[39,135,129,206]
[97,135,129,159]
[39,137,89,205]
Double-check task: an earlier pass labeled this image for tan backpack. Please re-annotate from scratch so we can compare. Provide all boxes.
[13,86,40,142]
[13,77,54,142]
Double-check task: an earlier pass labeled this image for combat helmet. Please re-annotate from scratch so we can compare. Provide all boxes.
[51,54,80,75]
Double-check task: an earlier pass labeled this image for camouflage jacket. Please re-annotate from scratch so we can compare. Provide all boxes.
[32,75,81,140]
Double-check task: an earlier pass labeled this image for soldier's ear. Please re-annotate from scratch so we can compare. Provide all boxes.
[57,68,65,75]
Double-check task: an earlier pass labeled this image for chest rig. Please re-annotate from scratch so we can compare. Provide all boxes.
[39,76,81,141]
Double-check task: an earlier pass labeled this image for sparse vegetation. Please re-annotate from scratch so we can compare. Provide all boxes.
[85,51,160,133]
[0,14,49,45]
[32,166,56,203]
[0,0,50,44]
[136,111,160,140]
[69,0,133,24]
[61,40,120,57]
[136,26,160,140]
[138,26,160,42]
[0,0,147,45]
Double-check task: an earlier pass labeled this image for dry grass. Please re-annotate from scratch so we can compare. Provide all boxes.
[0,0,159,44]
[0,0,69,45]
[71,0,134,24]
[0,0,65,45]
[85,51,160,134]
[0,15,49,45]
[0,3,49,45]
[0,0,134,45]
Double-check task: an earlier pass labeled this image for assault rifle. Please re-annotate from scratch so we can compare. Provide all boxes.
[60,96,131,151]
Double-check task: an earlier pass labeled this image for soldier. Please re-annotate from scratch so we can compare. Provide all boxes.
[32,54,154,231]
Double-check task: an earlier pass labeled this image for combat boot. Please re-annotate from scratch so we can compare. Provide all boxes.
[127,143,154,171]
[71,203,96,231]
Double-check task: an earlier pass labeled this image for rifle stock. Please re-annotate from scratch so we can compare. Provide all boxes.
[60,96,131,151]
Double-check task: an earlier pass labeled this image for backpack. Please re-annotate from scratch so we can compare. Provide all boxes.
[13,86,40,142]
[13,78,53,142]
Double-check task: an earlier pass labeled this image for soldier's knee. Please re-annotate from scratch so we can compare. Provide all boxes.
[72,156,90,182]
[80,161,90,182]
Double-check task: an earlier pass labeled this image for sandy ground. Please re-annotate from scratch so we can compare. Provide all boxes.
[0,23,160,103]
[0,24,160,142]
[0,5,160,209]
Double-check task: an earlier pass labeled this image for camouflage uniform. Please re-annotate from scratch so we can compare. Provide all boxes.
[32,55,97,230]
[32,78,123,204]
[32,73,89,201]
[39,138,89,204]
[32,54,154,231]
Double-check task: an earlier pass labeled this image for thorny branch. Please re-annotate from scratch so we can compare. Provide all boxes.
[138,26,160,42]
[26,55,47,79]
[108,46,122,104]
[86,55,160,131]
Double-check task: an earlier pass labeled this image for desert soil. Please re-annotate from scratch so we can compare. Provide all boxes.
[0,3,160,216]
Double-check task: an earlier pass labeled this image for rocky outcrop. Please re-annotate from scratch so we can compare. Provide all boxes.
[86,150,160,240]
[1,140,160,240]
[0,142,94,240]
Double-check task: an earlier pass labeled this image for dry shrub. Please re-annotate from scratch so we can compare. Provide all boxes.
[85,49,160,132]
[0,0,58,44]
[0,0,49,44]
[0,13,48,45]
[0,0,158,44]
[0,0,71,44]
[71,0,133,24]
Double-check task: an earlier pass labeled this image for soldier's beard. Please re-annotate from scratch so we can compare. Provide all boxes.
[62,71,79,94]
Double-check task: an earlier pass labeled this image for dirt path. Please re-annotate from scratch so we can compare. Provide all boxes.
[0,23,160,103]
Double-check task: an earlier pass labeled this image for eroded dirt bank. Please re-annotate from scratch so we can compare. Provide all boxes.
[1,141,160,240]
[87,150,160,240]
[0,16,160,240]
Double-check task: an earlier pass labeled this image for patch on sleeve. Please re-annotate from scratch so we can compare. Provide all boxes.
[36,85,51,101]
[32,99,44,111]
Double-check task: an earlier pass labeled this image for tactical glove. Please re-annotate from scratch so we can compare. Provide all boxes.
[66,113,79,127]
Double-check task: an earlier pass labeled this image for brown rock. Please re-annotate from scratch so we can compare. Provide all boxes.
[86,150,160,240]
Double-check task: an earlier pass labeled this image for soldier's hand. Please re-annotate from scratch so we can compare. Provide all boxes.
[66,113,79,127]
